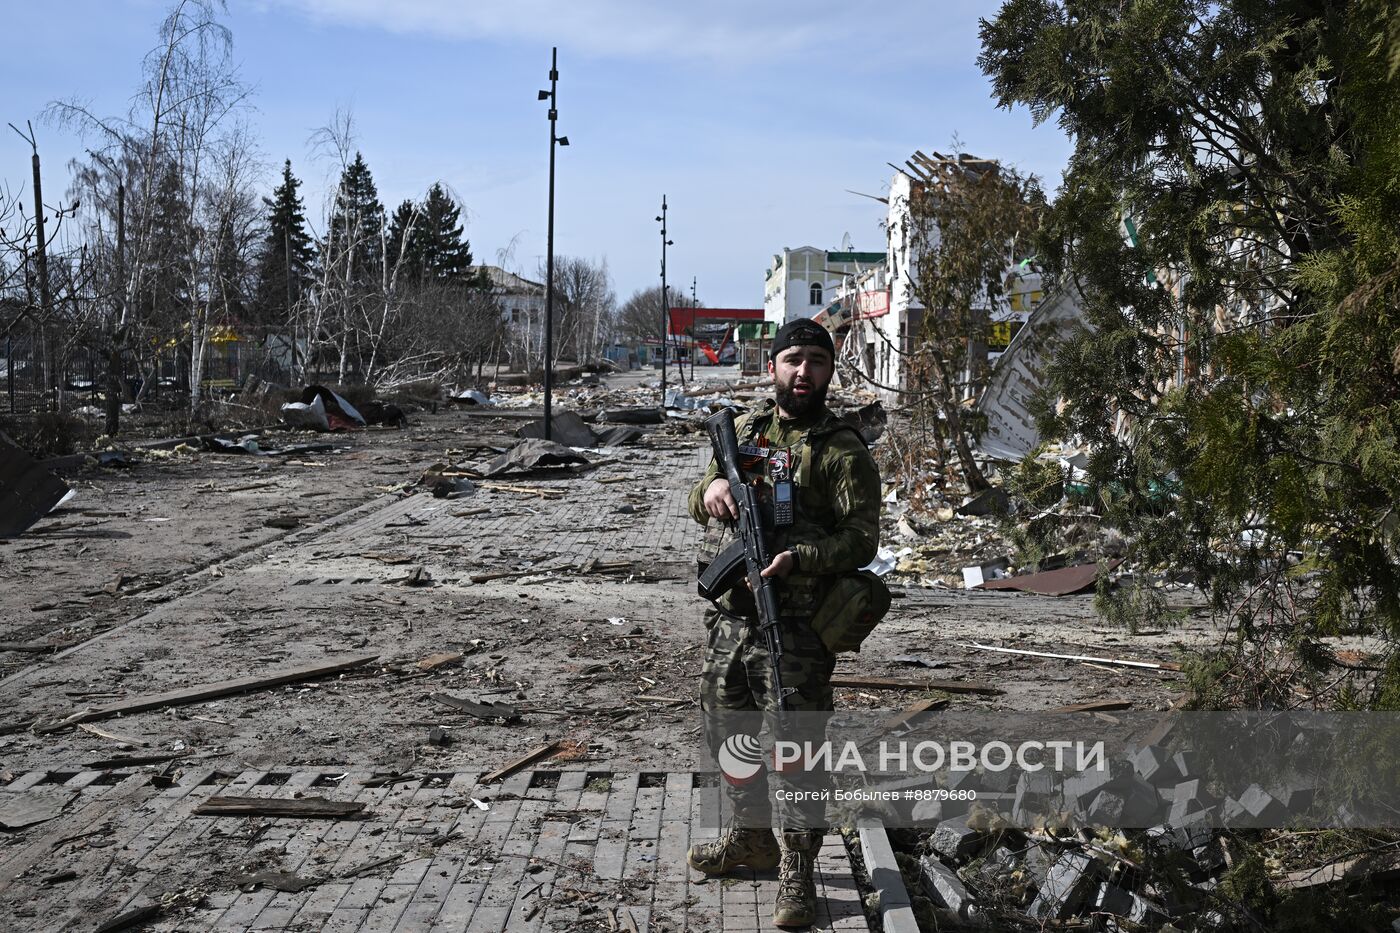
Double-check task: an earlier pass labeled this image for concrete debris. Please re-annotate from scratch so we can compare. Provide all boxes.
[1027,849,1100,920]
[918,854,976,918]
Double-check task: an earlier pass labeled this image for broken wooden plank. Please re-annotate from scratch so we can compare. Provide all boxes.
[82,751,191,770]
[862,696,951,749]
[962,642,1181,671]
[1051,700,1134,713]
[1276,849,1400,890]
[418,652,463,672]
[480,741,563,784]
[431,692,521,722]
[35,654,380,733]
[340,853,403,878]
[478,482,565,499]
[77,722,149,747]
[94,904,161,933]
[195,795,367,819]
[830,675,1002,696]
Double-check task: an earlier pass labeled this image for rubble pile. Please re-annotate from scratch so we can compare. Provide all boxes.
[874,435,1129,591]
[888,723,1391,931]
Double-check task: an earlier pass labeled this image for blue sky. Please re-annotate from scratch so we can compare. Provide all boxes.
[3,0,1073,308]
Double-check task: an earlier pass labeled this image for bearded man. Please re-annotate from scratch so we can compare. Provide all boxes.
[685,318,882,928]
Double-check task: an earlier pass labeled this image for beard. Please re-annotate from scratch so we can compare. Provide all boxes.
[775,375,830,418]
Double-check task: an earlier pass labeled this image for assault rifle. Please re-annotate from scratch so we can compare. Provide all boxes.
[698,408,793,710]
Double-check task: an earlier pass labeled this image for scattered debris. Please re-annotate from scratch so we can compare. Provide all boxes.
[450,389,491,406]
[341,854,403,879]
[229,870,319,893]
[431,693,522,722]
[388,566,433,587]
[961,557,1010,588]
[280,385,367,431]
[478,439,589,477]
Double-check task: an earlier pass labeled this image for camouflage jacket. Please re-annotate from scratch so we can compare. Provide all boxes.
[688,399,882,619]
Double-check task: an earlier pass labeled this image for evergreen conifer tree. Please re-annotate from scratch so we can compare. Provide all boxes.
[253,159,314,323]
[415,182,474,283]
[385,198,422,284]
[323,151,384,287]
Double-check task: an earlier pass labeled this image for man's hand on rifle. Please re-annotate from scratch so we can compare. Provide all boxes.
[703,478,739,521]
[760,550,797,579]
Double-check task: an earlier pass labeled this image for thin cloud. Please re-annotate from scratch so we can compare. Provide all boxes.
[277,0,981,65]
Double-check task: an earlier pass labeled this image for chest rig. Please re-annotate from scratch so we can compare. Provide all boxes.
[699,401,857,620]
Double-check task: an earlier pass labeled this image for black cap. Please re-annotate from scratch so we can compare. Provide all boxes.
[769,318,835,362]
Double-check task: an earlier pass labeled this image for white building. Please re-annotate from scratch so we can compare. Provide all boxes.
[472,265,546,371]
[763,247,885,327]
[472,265,546,326]
[872,154,1041,403]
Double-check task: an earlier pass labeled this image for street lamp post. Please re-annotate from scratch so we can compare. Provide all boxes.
[690,276,697,381]
[656,196,673,405]
[538,47,569,441]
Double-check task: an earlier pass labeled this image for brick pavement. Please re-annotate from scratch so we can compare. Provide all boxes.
[0,767,872,932]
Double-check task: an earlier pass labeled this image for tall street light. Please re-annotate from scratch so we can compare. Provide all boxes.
[539,47,569,441]
[656,195,673,404]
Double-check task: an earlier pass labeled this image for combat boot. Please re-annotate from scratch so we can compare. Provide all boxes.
[687,825,781,875]
[772,830,822,927]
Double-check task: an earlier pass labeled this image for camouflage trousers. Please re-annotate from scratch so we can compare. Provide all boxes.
[699,606,836,831]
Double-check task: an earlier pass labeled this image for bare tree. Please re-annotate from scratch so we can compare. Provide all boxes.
[50,0,256,419]
[538,255,615,365]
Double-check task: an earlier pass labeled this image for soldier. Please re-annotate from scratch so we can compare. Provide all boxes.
[685,318,883,928]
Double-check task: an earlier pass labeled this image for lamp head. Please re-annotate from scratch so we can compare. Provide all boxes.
[538,90,550,100]
[557,136,570,146]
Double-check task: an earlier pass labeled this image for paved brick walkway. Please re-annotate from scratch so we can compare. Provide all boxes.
[312,442,710,571]
[0,767,871,932]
